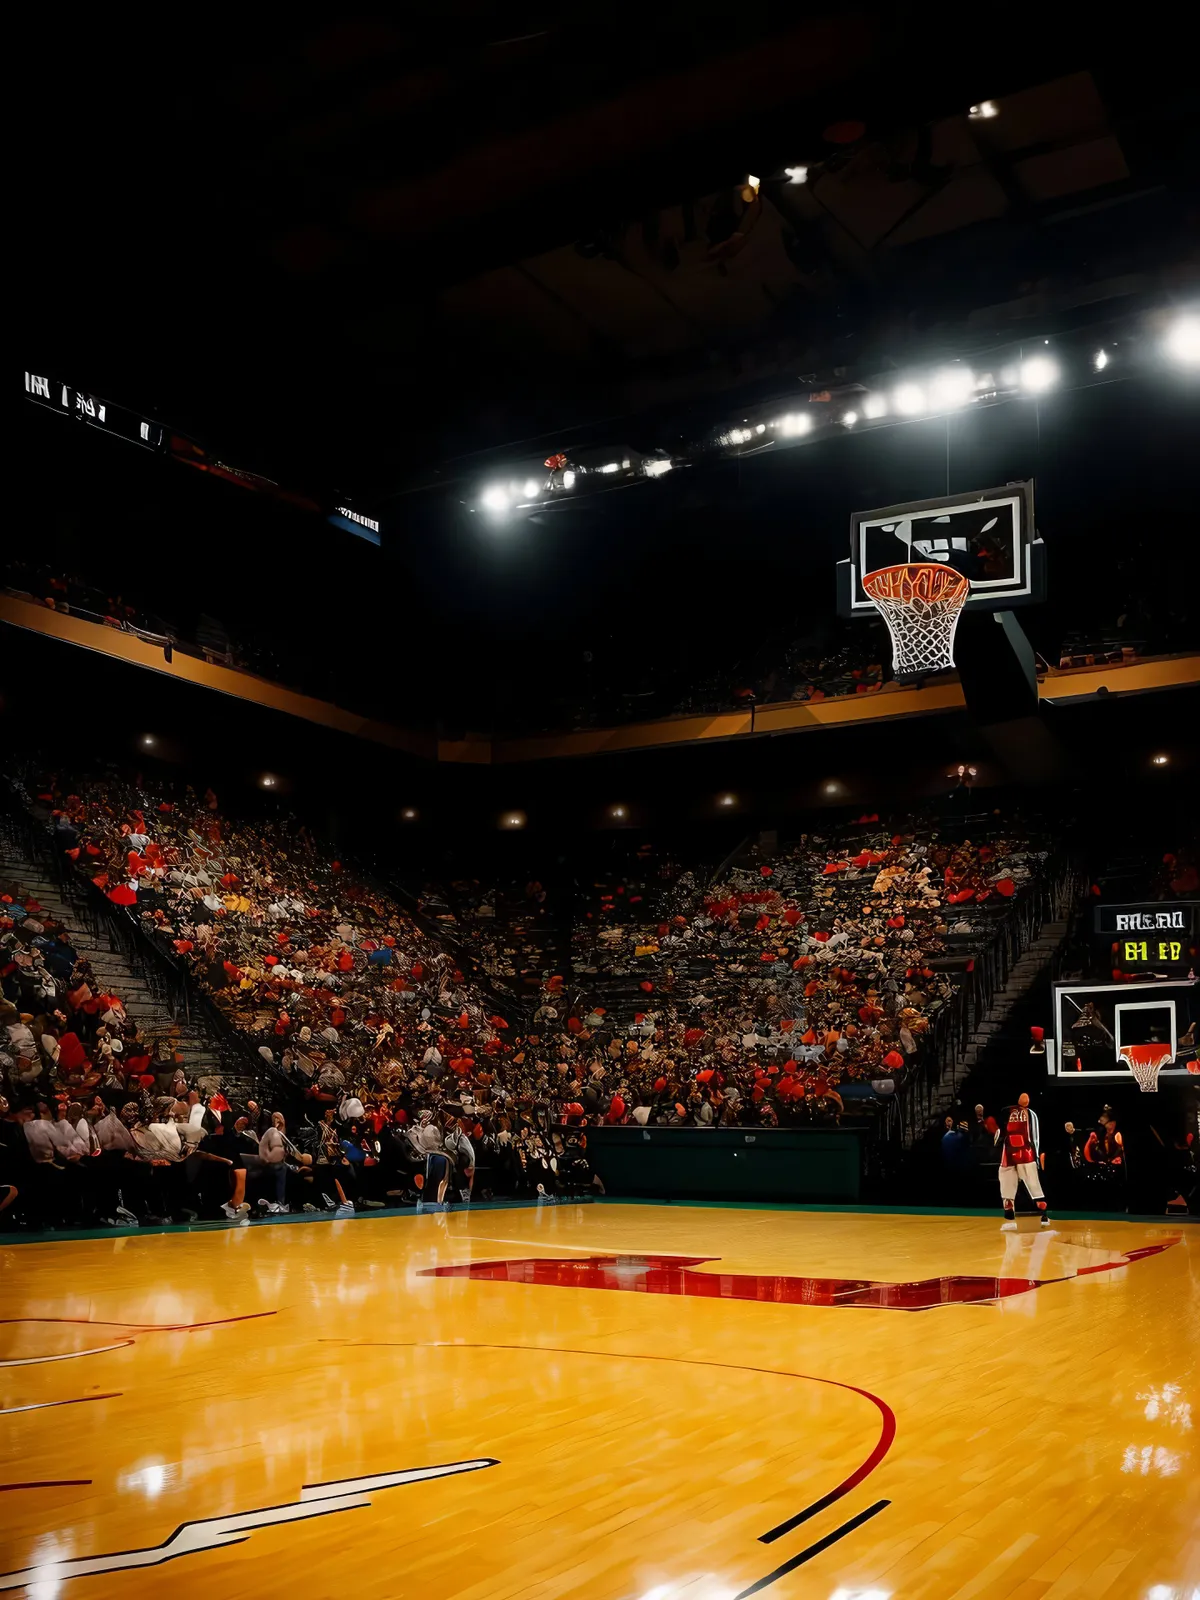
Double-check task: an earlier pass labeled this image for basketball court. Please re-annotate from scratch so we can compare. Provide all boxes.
[3,1203,1195,1598]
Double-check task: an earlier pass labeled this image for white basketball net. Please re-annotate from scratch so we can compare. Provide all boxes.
[862,563,971,678]
[1120,1045,1172,1092]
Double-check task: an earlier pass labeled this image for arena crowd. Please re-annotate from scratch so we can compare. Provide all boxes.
[4,762,1053,1230]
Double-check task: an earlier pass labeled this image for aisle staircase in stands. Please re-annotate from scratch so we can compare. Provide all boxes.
[0,832,258,1103]
[921,913,1073,1127]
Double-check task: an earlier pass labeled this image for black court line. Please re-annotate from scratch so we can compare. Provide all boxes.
[734,1499,890,1598]
[0,1392,121,1417]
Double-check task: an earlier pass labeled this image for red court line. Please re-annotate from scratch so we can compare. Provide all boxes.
[758,1376,894,1542]
[327,1337,897,1544]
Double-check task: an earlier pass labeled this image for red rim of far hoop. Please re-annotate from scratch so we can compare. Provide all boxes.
[862,563,971,604]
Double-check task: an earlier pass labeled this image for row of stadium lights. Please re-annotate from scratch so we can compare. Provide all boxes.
[344,761,1174,827]
[137,733,1170,828]
[474,312,1199,521]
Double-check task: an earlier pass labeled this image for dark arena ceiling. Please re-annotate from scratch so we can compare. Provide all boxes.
[13,10,1199,746]
[21,9,1199,496]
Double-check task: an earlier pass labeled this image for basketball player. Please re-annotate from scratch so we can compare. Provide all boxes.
[998,1092,1049,1225]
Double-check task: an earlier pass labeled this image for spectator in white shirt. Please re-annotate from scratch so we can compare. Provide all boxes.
[257,1113,289,1210]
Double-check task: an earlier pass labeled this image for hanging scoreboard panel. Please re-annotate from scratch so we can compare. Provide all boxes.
[1094,901,1198,973]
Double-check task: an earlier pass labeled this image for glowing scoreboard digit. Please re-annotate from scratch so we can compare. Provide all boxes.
[1117,937,1186,968]
[1094,901,1197,971]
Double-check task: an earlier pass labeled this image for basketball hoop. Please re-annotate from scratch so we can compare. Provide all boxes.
[862,563,971,679]
[1118,1043,1173,1092]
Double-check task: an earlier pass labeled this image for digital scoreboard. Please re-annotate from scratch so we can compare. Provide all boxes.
[1094,901,1197,971]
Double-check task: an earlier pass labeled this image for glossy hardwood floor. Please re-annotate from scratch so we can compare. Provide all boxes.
[2,1204,1196,1599]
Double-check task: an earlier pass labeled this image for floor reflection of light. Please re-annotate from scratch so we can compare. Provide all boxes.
[118,1462,172,1496]
[1137,1384,1192,1429]
[27,1582,61,1600]
[637,1579,737,1599]
[1121,1445,1181,1476]
[831,1590,891,1599]
[28,1534,75,1567]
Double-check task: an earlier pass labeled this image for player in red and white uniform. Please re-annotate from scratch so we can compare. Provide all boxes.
[998,1092,1049,1224]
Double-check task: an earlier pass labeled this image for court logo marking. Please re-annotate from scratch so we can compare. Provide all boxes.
[420,1241,1178,1309]
[0,1461,498,1592]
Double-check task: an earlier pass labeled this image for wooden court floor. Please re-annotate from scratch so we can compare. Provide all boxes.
[2,1204,1196,1599]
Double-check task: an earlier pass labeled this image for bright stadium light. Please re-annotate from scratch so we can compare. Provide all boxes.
[893,382,927,416]
[784,164,809,184]
[1164,313,1200,365]
[841,411,858,427]
[968,100,998,119]
[481,485,510,514]
[141,734,156,748]
[522,479,541,498]
[777,412,812,437]
[643,458,673,477]
[1093,348,1109,371]
[929,367,974,409]
[599,462,620,473]
[755,423,766,434]
[500,810,527,829]
[561,469,576,489]
[863,392,888,419]
[1020,355,1059,393]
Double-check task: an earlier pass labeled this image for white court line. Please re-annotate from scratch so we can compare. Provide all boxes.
[0,1340,133,1368]
[457,1235,608,1252]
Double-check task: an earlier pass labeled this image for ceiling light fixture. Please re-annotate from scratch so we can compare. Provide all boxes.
[1164,314,1200,365]
[893,382,927,416]
[929,366,975,409]
[1019,355,1059,393]
[777,413,812,437]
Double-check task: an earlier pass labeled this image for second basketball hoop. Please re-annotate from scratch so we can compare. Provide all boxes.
[862,562,970,679]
